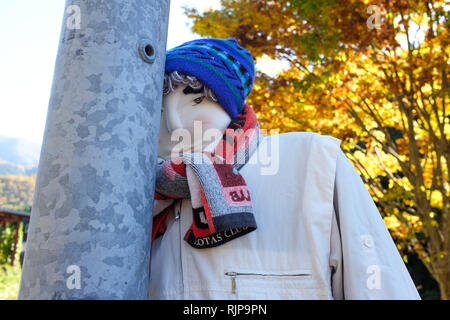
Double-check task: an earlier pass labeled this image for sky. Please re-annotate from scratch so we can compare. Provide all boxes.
[0,0,288,146]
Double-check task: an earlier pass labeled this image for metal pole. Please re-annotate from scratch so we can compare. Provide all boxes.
[19,0,170,299]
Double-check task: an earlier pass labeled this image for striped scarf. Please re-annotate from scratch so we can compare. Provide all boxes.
[152,104,260,248]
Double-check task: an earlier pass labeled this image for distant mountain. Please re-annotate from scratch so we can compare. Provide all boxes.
[0,136,40,176]
[0,159,37,176]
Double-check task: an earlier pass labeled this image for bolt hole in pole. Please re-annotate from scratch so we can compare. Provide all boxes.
[139,39,155,64]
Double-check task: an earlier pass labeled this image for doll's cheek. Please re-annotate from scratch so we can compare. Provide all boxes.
[194,115,212,126]
[193,111,222,126]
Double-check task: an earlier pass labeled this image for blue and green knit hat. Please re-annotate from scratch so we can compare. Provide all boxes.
[165,37,255,118]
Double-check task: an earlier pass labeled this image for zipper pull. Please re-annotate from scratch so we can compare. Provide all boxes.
[225,272,237,294]
[174,200,181,220]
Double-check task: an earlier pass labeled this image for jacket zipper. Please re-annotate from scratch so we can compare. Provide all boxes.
[224,271,312,294]
[225,272,238,294]
[174,200,181,220]
[176,200,184,295]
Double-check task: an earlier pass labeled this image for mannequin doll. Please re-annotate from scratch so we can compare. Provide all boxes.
[149,37,420,300]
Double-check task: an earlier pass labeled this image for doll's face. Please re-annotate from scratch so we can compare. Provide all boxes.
[158,85,231,160]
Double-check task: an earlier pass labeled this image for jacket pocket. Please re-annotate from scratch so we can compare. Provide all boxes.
[224,269,313,294]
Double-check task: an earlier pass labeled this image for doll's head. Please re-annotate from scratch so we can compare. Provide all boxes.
[158,71,231,159]
[158,38,255,159]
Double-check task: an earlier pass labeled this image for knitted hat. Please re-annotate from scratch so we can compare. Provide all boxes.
[165,37,255,118]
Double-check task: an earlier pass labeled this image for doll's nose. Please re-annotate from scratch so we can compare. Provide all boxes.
[163,98,183,132]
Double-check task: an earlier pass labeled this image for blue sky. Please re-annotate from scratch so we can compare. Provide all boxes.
[0,1,287,145]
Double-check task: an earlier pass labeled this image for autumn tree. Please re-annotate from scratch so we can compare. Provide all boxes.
[0,174,36,210]
[185,0,449,299]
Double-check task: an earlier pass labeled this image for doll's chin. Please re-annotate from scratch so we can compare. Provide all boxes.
[157,140,217,160]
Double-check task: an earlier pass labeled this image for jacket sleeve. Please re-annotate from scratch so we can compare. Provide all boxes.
[330,149,420,299]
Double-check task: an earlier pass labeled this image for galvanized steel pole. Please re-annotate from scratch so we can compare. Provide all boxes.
[19,0,170,299]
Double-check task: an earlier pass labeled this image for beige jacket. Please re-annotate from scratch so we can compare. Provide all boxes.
[149,132,420,299]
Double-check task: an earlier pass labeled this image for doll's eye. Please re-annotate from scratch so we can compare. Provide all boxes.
[193,96,205,105]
